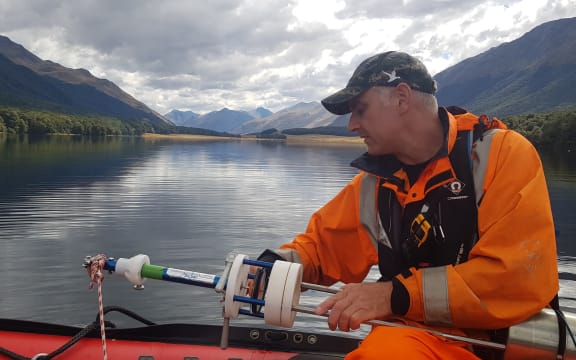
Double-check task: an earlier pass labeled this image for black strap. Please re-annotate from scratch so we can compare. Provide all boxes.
[445,129,479,262]
[551,295,567,359]
[254,249,282,314]
[257,249,285,263]
[250,267,266,313]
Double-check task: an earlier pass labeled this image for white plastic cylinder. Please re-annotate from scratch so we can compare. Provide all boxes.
[224,254,250,318]
[114,254,150,286]
[264,260,303,328]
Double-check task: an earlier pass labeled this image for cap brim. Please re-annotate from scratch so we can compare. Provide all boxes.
[321,87,365,115]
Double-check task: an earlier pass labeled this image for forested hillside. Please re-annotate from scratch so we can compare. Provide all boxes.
[0,107,236,137]
[503,110,576,151]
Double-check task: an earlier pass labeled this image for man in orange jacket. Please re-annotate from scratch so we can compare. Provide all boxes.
[258,51,559,359]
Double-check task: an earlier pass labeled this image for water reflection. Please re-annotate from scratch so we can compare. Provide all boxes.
[0,135,160,201]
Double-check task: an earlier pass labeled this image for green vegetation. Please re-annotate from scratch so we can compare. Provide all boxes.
[0,107,159,136]
[168,125,240,138]
[502,109,576,152]
[0,107,236,138]
[254,128,286,139]
[282,126,356,137]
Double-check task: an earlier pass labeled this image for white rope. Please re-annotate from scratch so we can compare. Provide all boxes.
[88,254,109,360]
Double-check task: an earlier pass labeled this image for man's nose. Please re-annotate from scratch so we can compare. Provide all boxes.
[348,115,358,133]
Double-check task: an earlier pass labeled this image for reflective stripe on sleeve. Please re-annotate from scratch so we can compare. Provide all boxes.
[472,129,499,206]
[359,173,381,252]
[422,266,453,326]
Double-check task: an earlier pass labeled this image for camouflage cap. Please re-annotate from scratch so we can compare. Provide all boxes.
[321,51,437,115]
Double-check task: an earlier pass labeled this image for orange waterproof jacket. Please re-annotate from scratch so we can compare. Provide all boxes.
[276,108,559,331]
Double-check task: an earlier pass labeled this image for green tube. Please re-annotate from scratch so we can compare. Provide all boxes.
[141,264,165,280]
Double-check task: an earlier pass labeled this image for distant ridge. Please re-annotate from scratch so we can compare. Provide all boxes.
[165,109,200,127]
[239,102,342,134]
[435,17,576,116]
[0,35,173,127]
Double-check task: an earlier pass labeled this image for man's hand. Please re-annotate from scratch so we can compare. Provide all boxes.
[315,281,393,332]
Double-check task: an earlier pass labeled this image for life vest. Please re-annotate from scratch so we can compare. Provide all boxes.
[374,106,507,280]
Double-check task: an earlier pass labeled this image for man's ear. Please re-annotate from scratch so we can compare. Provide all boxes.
[395,83,412,113]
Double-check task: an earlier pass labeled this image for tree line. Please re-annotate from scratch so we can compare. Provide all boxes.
[0,107,159,136]
[0,107,236,138]
[0,106,574,151]
[502,110,576,152]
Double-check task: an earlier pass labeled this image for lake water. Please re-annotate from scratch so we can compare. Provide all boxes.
[0,135,575,335]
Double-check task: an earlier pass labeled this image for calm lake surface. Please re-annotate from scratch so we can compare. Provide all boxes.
[1,135,575,335]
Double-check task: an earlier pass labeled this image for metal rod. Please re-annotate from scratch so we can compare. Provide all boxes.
[293,305,506,351]
[233,295,265,306]
[215,253,235,293]
[301,282,339,294]
[220,317,230,349]
[240,309,263,318]
[298,282,506,350]
[243,259,275,269]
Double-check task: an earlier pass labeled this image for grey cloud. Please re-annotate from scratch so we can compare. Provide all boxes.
[2,0,301,74]
[335,0,484,19]
[1,0,574,114]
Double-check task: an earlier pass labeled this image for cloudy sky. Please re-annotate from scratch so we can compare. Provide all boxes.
[1,0,575,115]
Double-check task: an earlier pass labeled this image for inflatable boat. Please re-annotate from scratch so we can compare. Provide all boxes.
[1,253,575,360]
[0,311,359,359]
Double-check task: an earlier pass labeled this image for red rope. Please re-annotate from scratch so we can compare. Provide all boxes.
[88,254,109,360]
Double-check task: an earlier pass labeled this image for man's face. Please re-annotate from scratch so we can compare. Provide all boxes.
[348,87,401,155]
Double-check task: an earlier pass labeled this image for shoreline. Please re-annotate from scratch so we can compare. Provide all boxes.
[142,133,366,146]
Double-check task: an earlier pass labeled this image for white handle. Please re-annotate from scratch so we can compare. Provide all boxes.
[115,254,150,286]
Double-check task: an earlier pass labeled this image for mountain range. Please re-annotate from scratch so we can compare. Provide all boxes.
[435,17,576,115]
[164,107,274,133]
[1,17,575,135]
[0,35,173,127]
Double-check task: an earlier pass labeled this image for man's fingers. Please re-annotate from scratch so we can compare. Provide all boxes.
[327,294,354,331]
[314,282,394,332]
[349,312,364,330]
[315,295,337,315]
